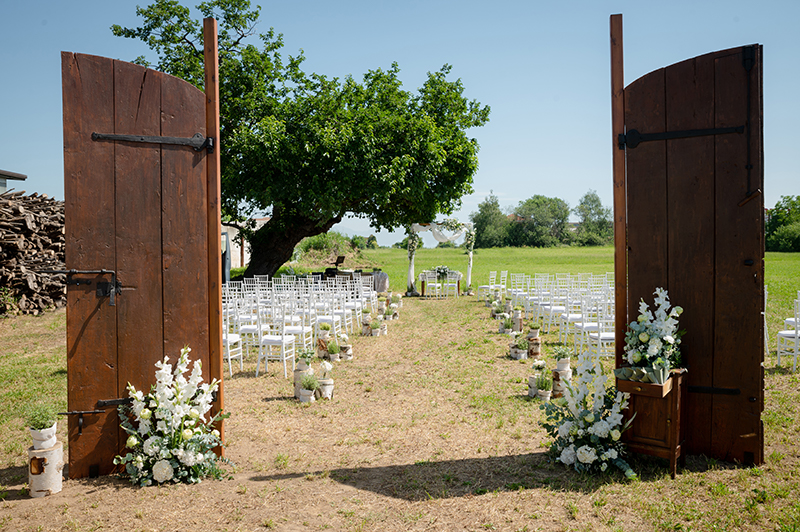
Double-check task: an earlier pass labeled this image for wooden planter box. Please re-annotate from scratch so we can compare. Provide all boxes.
[618,370,687,478]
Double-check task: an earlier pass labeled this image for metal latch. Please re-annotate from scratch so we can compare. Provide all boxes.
[39,269,121,306]
[58,410,103,435]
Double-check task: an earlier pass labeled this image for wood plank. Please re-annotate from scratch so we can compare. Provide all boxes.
[113,60,165,399]
[160,72,210,370]
[62,52,119,479]
[712,46,764,464]
[624,68,667,321]
[609,14,627,367]
[664,53,716,456]
[204,17,224,441]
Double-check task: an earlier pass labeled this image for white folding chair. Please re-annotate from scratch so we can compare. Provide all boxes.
[777,297,800,373]
[255,300,296,378]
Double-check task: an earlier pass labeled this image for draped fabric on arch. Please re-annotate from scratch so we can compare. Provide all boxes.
[407,221,474,295]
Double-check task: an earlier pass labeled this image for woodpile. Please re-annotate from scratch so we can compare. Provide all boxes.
[0,190,66,315]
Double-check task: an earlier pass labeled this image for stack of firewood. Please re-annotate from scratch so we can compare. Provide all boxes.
[0,190,66,315]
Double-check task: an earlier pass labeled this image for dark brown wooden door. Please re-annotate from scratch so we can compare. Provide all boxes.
[623,45,764,464]
[62,53,217,478]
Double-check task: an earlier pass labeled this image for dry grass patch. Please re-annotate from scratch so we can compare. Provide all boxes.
[0,296,798,531]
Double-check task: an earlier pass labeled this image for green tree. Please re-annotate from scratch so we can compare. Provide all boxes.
[470,193,508,248]
[113,0,489,277]
[573,190,612,246]
[766,195,800,251]
[507,195,570,247]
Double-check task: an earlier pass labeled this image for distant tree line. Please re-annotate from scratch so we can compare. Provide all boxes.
[766,195,800,252]
[469,190,612,248]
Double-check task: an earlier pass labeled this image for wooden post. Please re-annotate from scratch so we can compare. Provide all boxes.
[610,14,626,368]
[204,17,224,446]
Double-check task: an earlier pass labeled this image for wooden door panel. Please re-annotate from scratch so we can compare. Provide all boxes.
[623,45,764,464]
[63,52,217,478]
[712,48,764,463]
[160,73,210,367]
[624,68,668,315]
[664,53,716,454]
[62,53,120,478]
[114,61,166,396]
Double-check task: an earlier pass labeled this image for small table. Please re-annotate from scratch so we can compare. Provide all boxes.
[618,370,687,478]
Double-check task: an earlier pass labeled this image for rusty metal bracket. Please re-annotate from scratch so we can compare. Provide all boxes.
[618,126,744,150]
[91,132,213,152]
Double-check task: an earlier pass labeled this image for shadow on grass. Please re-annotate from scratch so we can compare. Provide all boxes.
[249,452,625,501]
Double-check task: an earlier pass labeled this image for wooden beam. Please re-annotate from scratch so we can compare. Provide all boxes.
[610,14,626,367]
[204,17,224,447]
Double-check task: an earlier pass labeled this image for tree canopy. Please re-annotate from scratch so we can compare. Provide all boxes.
[766,195,800,252]
[470,193,508,248]
[507,195,570,247]
[572,190,612,246]
[113,0,490,276]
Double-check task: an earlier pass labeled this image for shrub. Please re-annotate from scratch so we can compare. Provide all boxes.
[766,221,800,252]
[301,374,319,391]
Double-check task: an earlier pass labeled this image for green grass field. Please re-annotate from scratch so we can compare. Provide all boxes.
[364,246,799,342]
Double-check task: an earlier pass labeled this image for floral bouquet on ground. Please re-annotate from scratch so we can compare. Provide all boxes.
[540,354,636,478]
[624,288,685,372]
[114,346,230,486]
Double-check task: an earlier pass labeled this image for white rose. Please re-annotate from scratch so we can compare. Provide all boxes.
[152,459,174,483]
[559,446,577,465]
[610,429,621,441]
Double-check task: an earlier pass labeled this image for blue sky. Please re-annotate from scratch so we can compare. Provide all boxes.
[1,0,798,247]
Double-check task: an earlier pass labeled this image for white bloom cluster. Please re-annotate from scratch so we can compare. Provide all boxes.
[114,346,227,486]
[541,351,636,479]
[624,288,683,368]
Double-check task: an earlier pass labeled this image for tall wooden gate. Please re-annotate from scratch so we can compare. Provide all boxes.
[61,24,223,479]
[611,15,764,464]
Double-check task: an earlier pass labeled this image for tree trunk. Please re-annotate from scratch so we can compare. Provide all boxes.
[243,210,341,278]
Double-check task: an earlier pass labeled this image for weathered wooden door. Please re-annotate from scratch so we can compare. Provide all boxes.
[621,45,764,464]
[62,51,222,478]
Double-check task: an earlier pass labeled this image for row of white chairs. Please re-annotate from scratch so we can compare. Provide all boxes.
[481,271,616,361]
[221,274,378,378]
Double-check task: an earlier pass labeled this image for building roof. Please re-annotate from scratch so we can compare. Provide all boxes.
[0,169,27,181]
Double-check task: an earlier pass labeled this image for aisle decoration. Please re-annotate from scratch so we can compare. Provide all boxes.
[540,354,636,478]
[405,219,474,295]
[620,288,685,384]
[114,346,230,485]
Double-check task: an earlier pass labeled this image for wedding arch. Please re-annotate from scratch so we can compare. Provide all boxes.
[406,219,475,295]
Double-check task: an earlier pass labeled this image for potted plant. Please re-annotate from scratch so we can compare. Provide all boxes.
[327,339,341,362]
[27,404,58,450]
[510,337,529,360]
[528,323,541,339]
[299,374,319,403]
[318,322,332,340]
[338,333,353,360]
[502,317,514,335]
[317,361,335,399]
[529,359,547,397]
[536,374,552,401]
[513,305,524,320]
[391,294,402,308]
[294,349,315,399]
[370,320,381,336]
[552,346,572,371]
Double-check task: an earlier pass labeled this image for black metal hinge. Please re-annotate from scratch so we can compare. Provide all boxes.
[92,132,214,152]
[618,126,744,150]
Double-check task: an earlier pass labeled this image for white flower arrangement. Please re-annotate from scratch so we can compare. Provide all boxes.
[433,265,450,280]
[540,353,636,478]
[624,288,685,369]
[532,359,547,371]
[114,346,230,486]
